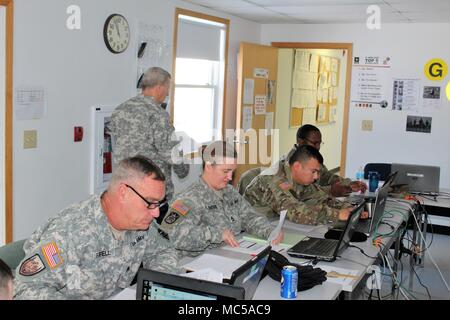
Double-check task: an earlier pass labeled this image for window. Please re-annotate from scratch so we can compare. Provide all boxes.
[172,9,229,151]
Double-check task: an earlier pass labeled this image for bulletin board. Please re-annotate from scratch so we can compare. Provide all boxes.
[289,49,340,127]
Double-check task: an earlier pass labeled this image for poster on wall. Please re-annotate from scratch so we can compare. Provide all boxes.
[14,86,47,120]
[392,79,420,112]
[243,78,255,105]
[406,115,432,133]
[254,95,267,115]
[350,56,391,109]
[242,106,253,131]
[422,86,441,109]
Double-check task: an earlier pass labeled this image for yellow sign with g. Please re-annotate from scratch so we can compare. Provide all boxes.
[424,58,448,81]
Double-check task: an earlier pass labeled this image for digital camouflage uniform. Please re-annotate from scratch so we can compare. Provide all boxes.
[160,178,274,257]
[14,194,180,300]
[285,145,352,191]
[243,160,352,226]
[109,95,189,201]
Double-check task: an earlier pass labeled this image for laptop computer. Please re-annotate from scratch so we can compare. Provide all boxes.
[391,163,440,194]
[136,269,245,300]
[224,245,270,300]
[354,179,390,236]
[286,201,365,262]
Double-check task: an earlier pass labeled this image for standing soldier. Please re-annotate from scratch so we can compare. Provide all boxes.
[14,156,180,300]
[160,141,283,257]
[110,67,189,203]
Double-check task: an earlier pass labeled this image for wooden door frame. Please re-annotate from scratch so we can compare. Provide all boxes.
[171,7,230,141]
[272,42,353,177]
[0,0,13,243]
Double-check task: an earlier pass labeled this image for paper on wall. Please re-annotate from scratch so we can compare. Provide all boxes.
[243,78,255,104]
[242,106,253,130]
[254,95,267,114]
[265,112,274,136]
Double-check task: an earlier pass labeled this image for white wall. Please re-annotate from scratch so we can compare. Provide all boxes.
[0,6,5,245]
[261,23,450,186]
[13,0,260,240]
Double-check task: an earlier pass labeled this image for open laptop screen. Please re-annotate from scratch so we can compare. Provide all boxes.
[228,246,270,300]
[335,201,365,256]
[136,269,245,300]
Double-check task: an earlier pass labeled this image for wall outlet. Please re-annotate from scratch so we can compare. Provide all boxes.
[24,130,37,149]
[362,120,373,131]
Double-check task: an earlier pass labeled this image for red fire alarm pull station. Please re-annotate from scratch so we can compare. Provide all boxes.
[74,126,83,142]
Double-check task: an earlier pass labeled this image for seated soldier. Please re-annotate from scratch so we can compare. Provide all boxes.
[286,124,367,197]
[160,141,283,257]
[244,145,366,225]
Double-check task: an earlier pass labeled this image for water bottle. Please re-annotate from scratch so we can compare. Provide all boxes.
[356,166,364,181]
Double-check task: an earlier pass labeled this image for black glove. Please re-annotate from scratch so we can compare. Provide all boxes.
[263,250,327,292]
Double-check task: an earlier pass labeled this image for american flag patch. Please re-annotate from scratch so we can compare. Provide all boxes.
[172,200,190,216]
[41,242,63,269]
[279,181,292,191]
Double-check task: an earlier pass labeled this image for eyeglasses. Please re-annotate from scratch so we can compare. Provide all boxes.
[125,184,167,210]
[304,138,324,147]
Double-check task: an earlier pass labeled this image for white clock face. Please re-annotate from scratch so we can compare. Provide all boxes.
[104,14,130,54]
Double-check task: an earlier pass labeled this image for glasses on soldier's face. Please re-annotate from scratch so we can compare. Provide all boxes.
[125,184,167,210]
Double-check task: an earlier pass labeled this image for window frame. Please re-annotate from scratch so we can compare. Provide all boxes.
[171,8,229,152]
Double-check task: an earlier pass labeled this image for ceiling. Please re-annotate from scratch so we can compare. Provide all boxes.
[182,0,450,24]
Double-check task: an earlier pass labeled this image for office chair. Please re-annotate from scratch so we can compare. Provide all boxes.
[0,239,26,271]
[237,167,263,195]
[363,163,391,180]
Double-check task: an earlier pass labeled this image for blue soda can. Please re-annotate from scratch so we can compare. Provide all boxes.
[281,265,298,299]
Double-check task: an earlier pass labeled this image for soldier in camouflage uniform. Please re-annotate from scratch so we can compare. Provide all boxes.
[110,67,189,202]
[14,156,180,300]
[291,124,367,196]
[160,141,283,257]
[244,145,362,226]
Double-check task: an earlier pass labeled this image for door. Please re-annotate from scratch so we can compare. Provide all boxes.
[234,42,278,186]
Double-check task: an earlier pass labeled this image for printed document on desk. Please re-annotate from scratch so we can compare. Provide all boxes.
[182,253,247,280]
[319,265,360,292]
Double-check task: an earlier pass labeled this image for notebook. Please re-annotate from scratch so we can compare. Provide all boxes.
[224,245,271,300]
[354,179,390,236]
[286,201,365,262]
[391,163,440,194]
[136,269,245,300]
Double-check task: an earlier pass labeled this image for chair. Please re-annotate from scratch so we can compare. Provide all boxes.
[363,163,391,181]
[0,239,26,271]
[237,167,263,195]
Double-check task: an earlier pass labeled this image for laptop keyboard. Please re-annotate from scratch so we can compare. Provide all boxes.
[295,238,337,255]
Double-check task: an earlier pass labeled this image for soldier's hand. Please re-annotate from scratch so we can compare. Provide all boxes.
[270,230,284,245]
[330,182,352,197]
[350,181,367,193]
[338,207,353,221]
[360,211,369,220]
[222,230,239,247]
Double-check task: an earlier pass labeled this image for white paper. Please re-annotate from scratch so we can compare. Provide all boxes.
[265,112,274,136]
[254,95,267,114]
[422,86,441,109]
[292,89,317,108]
[268,210,287,242]
[351,61,391,108]
[243,78,255,104]
[14,86,47,120]
[222,239,268,255]
[331,58,339,73]
[242,106,253,131]
[331,72,338,87]
[254,68,269,79]
[309,54,320,73]
[303,107,317,124]
[317,104,327,121]
[295,50,311,71]
[182,254,246,280]
[181,268,223,283]
[319,265,360,292]
[392,78,421,111]
[293,72,317,90]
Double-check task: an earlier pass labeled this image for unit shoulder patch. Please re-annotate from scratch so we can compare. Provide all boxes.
[19,254,46,276]
[164,211,180,225]
[171,200,191,216]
